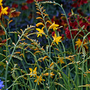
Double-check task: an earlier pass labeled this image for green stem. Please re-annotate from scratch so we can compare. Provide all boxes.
[5,26,32,89]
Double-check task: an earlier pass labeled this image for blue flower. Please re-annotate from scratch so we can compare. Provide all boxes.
[0,79,4,89]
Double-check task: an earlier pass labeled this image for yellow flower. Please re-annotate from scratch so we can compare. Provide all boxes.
[57,58,65,64]
[34,75,45,85]
[75,39,88,49]
[52,34,62,44]
[29,67,37,77]
[36,27,45,37]
[0,0,3,6]
[57,55,65,64]
[75,39,82,48]
[48,22,59,31]
[0,6,8,17]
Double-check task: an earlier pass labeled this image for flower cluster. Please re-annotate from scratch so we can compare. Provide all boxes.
[29,67,45,85]
[51,10,90,52]
[71,0,88,7]
[11,0,48,11]
[35,1,62,45]
[29,65,55,85]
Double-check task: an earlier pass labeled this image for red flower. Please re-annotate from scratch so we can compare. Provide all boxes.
[0,30,5,36]
[77,9,85,16]
[26,0,43,3]
[71,3,78,7]
[65,28,71,39]
[65,27,77,39]
[79,18,89,29]
[7,7,11,15]
[1,39,6,43]
[12,3,18,8]
[69,20,78,28]
[71,0,88,7]
[79,0,87,5]
[87,35,90,40]
[52,31,55,36]
[86,25,90,40]
[0,39,6,47]
[51,16,61,26]
[68,12,72,16]
[87,16,90,23]
[60,16,67,27]
[21,5,28,10]
[10,11,21,18]
[87,25,90,32]
[26,0,34,4]
[61,34,64,40]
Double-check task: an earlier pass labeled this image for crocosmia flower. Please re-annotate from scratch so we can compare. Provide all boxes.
[48,22,59,31]
[0,79,4,89]
[52,33,62,45]
[29,67,37,77]
[36,27,45,37]
[75,39,82,48]
[75,39,88,49]
[0,6,8,17]
[34,75,45,85]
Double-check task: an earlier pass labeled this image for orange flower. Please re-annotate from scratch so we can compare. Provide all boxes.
[50,62,54,67]
[57,55,65,64]
[43,72,55,78]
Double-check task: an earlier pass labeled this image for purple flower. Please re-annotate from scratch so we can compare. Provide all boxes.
[0,79,4,89]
